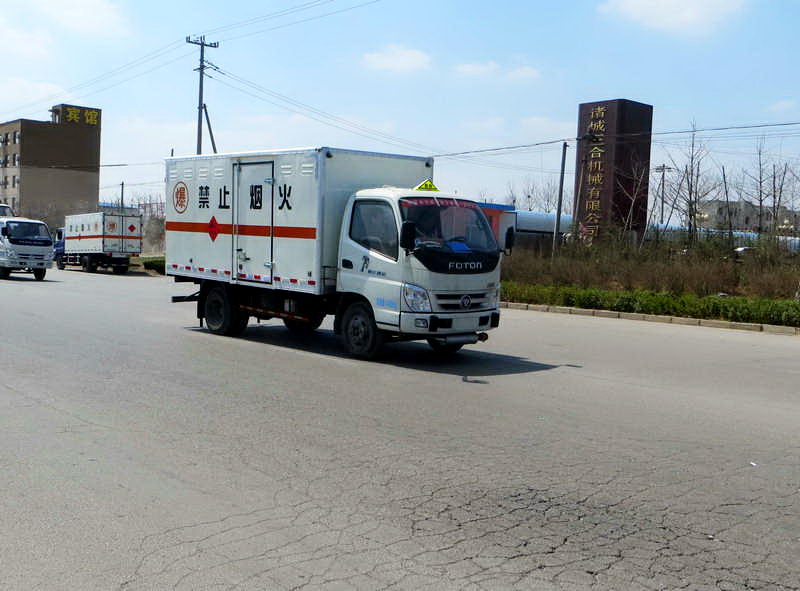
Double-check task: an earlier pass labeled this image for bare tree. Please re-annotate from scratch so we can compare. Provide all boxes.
[504,181,518,208]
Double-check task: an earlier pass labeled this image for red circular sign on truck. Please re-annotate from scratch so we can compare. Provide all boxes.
[173,182,189,214]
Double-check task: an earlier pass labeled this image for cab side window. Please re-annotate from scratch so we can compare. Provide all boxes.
[349,201,398,260]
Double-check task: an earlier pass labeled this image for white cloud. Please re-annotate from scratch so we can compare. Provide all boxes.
[520,116,575,140]
[768,99,796,113]
[362,44,432,72]
[0,78,73,119]
[463,117,506,133]
[507,66,540,81]
[0,17,51,59]
[455,61,500,76]
[29,0,129,36]
[598,0,747,34]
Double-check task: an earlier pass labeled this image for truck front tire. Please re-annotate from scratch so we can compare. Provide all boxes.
[33,268,46,281]
[0,268,9,279]
[204,285,249,336]
[341,302,383,359]
[55,255,65,270]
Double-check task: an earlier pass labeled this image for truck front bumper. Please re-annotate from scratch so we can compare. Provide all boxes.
[0,257,52,270]
[399,309,500,336]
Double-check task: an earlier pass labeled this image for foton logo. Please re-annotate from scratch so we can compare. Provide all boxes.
[449,261,482,271]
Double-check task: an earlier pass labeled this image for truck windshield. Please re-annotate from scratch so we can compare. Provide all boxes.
[6,221,52,245]
[0,205,12,216]
[399,197,499,253]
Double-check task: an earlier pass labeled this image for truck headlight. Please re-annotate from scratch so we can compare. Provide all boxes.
[403,284,432,313]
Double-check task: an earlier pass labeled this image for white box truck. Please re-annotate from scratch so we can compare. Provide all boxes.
[166,147,513,358]
[55,212,142,273]
[0,216,53,280]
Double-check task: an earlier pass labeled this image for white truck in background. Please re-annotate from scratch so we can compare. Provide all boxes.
[54,212,142,274]
[166,147,513,359]
[0,203,14,217]
[0,216,54,280]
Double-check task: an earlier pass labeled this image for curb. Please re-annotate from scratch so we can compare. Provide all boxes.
[499,302,799,336]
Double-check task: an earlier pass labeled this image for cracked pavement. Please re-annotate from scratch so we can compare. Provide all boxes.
[1,269,799,590]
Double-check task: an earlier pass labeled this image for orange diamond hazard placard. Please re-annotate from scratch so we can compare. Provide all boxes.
[414,179,438,191]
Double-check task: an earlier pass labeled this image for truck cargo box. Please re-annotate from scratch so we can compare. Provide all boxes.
[64,212,143,255]
[165,147,432,295]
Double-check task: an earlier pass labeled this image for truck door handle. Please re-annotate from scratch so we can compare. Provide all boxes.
[342,259,353,269]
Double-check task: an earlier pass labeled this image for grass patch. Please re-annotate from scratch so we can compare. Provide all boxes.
[502,281,800,327]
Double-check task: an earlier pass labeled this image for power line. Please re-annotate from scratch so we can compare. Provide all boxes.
[1,0,378,121]
[434,120,800,158]
[219,0,385,42]
[206,64,553,174]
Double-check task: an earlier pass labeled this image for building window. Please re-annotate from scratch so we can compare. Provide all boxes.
[3,176,7,188]
[13,154,19,166]
[13,131,20,144]
[11,176,16,188]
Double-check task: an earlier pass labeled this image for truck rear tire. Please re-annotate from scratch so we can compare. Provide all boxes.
[341,302,384,359]
[204,285,249,336]
[0,268,9,279]
[55,255,65,270]
[81,256,96,273]
[32,268,46,281]
[283,314,324,333]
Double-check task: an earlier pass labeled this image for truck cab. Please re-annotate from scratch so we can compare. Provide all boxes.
[0,217,54,280]
[336,188,505,356]
[0,203,14,217]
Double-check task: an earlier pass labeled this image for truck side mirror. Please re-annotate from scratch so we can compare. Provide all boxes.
[400,221,416,252]
[0,226,6,237]
[504,227,515,255]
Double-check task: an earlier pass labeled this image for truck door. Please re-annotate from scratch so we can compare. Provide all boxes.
[104,215,122,253]
[234,161,274,284]
[122,216,141,254]
[338,199,402,329]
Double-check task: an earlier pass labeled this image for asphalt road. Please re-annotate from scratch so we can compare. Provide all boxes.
[2,268,800,591]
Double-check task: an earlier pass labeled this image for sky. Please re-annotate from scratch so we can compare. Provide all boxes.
[1,0,799,207]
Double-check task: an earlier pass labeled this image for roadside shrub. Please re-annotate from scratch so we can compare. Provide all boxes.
[142,256,165,275]
[501,281,800,327]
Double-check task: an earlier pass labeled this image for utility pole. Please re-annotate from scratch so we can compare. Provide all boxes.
[552,141,568,257]
[654,164,674,226]
[186,35,219,155]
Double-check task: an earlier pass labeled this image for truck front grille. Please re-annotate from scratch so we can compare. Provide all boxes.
[434,292,489,311]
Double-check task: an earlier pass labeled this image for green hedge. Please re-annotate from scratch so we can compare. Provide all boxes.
[141,256,165,275]
[501,281,800,327]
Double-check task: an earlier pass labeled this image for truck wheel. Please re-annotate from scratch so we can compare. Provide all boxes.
[0,267,9,279]
[32,268,46,281]
[283,314,324,333]
[204,285,249,336]
[341,302,383,359]
[427,339,464,355]
[81,256,96,273]
[55,255,65,270]
[112,265,129,275]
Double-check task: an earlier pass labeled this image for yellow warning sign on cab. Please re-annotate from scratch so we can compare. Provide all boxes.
[414,179,438,191]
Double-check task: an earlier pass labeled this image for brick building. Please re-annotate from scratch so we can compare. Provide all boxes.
[0,104,101,228]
